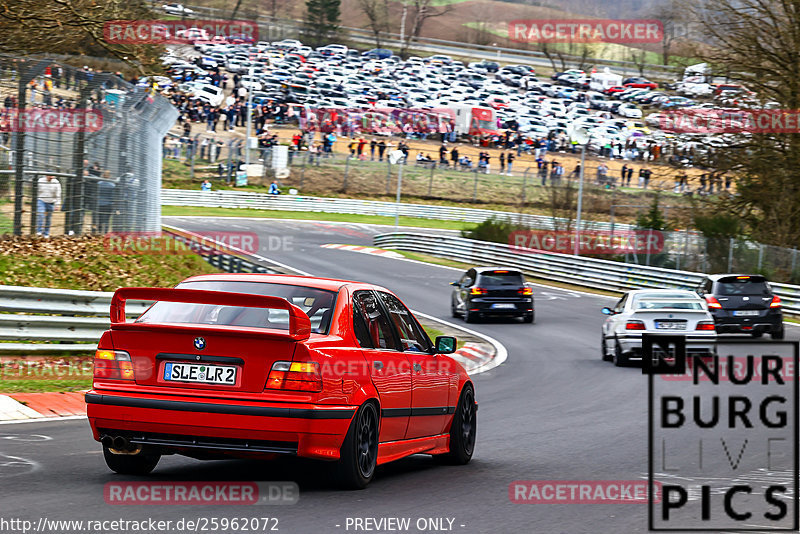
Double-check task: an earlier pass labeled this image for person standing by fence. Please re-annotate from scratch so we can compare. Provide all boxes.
[36,175,61,237]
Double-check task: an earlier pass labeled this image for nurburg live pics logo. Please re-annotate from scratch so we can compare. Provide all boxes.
[643,336,799,531]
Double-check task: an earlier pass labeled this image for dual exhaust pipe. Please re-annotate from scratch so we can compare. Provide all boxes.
[101,434,142,455]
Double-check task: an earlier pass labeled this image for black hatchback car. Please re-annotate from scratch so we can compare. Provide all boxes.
[450,267,534,323]
[695,274,784,339]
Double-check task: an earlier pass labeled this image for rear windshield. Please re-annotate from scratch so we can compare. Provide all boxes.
[136,281,338,334]
[477,271,525,286]
[715,276,771,296]
[636,300,705,310]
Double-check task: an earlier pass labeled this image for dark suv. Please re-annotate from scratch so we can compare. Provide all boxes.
[450,267,534,323]
[695,274,784,339]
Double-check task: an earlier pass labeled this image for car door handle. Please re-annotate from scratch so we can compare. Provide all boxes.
[373,361,383,370]
[413,363,422,372]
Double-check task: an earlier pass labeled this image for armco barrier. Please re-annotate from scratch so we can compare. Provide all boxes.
[161,189,635,232]
[372,232,800,317]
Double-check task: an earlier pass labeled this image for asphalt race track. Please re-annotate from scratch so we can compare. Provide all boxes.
[2,216,797,534]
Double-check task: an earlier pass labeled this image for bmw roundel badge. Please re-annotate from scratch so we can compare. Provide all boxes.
[194,337,206,351]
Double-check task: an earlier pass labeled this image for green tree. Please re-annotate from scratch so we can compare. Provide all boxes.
[304,0,341,48]
[636,195,667,231]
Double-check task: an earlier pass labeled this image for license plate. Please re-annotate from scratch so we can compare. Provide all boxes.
[163,362,237,385]
[734,310,760,316]
[655,321,686,330]
[491,303,516,309]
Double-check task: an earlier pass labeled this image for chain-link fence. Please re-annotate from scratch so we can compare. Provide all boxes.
[0,55,177,237]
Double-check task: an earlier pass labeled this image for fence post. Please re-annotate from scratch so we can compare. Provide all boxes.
[758,244,764,271]
[472,170,478,202]
[299,151,308,188]
[225,140,234,184]
[28,172,38,235]
[727,237,734,272]
[792,247,797,276]
[386,159,392,195]
[189,134,199,180]
[427,164,435,197]
[13,71,30,235]
[342,156,350,192]
[521,167,530,205]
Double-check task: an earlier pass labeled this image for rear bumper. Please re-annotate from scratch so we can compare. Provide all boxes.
[617,333,717,360]
[86,391,356,461]
[468,298,534,316]
[711,312,783,334]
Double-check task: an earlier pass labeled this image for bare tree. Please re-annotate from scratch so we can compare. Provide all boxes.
[651,1,685,66]
[399,0,454,58]
[357,0,390,48]
[680,0,800,246]
[0,0,162,73]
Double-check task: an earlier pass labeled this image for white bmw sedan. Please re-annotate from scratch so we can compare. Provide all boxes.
[601,289,717,366]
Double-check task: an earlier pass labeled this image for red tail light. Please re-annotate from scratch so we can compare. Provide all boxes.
[625,320,646,330]
[518,287,533,296]
[93,350,134,381]
[695,321,716,331]
[770,295,781,308]
[266,361,322,392]
[470,287,488,295]
[704,296,722,309]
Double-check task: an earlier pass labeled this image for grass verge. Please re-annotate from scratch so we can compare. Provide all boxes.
[162,205,469,231]
[1,378,92,394]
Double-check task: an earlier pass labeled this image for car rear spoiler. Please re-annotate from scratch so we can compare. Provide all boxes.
[110,287,311,341]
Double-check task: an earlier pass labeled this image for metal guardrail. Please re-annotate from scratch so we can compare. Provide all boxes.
[161,189,636,232]
[372,232,800,317]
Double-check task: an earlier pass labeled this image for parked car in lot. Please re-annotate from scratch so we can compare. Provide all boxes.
[695,274,784,339]
[601,290,717,366]
[87,274,477,489]
[451,267,534,323]
[623,77,658,89]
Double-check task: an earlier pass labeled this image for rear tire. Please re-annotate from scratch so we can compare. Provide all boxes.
[440,384,476,465]
[601,335,612,362]
[335,402,379,490]
[464,310,477,323]
[103,446,160,475]
[613,340,628,367]
[751,331,764,338]
[523,312,534,323]
[771,327,785,340]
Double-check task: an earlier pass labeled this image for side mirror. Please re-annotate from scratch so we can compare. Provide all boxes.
[434,335,457,354]
[450,281,460,287]
[601,307,615,315]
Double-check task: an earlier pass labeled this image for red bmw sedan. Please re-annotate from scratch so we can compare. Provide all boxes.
[86,274,477,489]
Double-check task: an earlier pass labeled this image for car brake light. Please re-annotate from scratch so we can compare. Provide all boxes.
[518,287,533,296]
[625,320,646,330]
[93,350,134,381]
[770,295,781,308]
[696,321,716,331]
[266,361,322,392]
[704,296,722,309]
[736,276,750,279]
[470,287,488,295]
